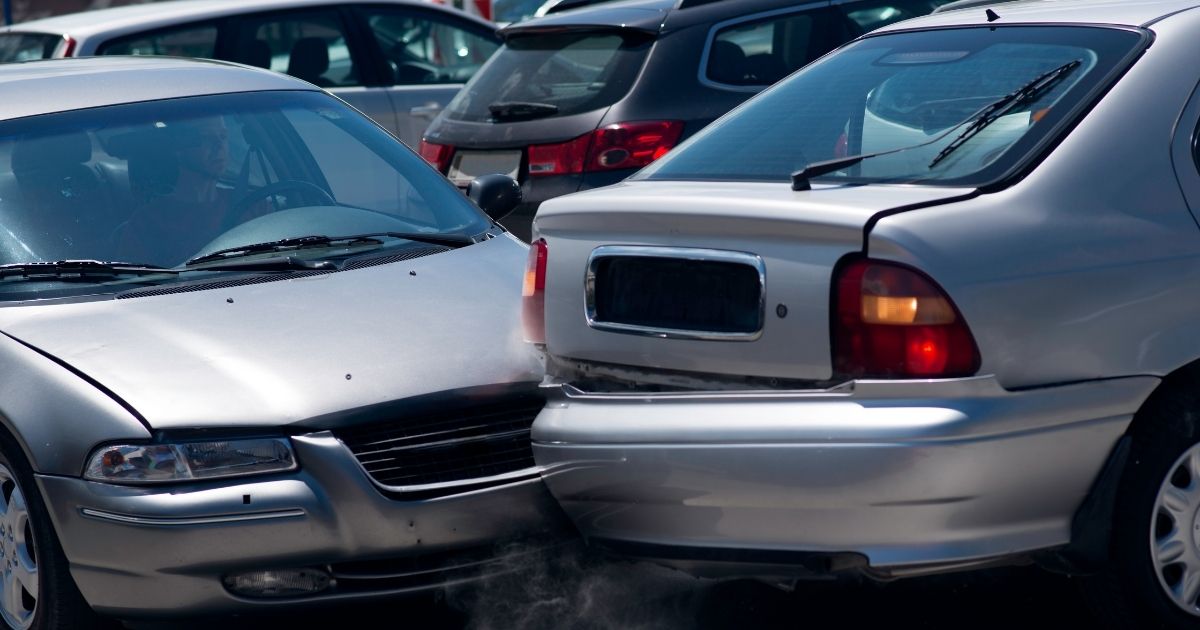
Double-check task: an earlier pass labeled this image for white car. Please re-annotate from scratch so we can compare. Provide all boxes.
[0,0,501,147]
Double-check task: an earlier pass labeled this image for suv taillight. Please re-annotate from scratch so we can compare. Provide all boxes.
[418,140,454,173]
[522,239,548,344]
[833,259,980,378]
[528,121,684,177]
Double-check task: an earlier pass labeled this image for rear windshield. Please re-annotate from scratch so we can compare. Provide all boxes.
[638,26,1145,187]
[442,31,651,123]
[0,33,61,63]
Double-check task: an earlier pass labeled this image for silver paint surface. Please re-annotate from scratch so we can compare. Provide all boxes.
[528,2,1200,574]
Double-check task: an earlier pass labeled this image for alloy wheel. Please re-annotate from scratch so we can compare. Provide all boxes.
[0,462,37,629]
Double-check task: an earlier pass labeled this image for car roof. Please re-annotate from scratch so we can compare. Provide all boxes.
[501,0,673,36]
[876,0,1200,32]
[0,56,316,123]
[1,0,494,39]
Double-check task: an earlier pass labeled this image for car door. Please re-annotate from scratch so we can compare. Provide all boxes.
[351,5,500,148]
[224,7,403,138]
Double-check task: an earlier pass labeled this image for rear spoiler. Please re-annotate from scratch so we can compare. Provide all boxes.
[499,7,668,40]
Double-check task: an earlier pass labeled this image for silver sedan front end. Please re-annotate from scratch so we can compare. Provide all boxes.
[39,429,571,617]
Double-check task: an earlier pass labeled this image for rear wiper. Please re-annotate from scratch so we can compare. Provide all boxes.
[488,101,559,122]
[928,59,1081,168]
[0,260,178,282]
[791,59,1083,190]
[185,232,473,266]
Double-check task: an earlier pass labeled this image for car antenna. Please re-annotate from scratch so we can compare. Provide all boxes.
[985,8,1000,22]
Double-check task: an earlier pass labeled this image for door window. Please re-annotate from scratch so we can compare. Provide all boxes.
[98,23,218,57]
[840,0,959,33]
[234,11,359,87]
[360,7,499,85]
[706,11,819,87]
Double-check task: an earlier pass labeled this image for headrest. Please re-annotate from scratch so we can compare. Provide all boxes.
[12,132,92,173]
[287,38,330,80]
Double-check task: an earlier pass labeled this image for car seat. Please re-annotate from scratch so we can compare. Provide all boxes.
[11,131,117,258]
[708,40,748,85]
[287,38,333,87]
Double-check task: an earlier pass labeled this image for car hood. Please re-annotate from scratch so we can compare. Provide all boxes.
[0,237,540,429]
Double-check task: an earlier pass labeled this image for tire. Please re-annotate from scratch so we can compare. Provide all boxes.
[1083,371,1200,628]
[0,433,105,630]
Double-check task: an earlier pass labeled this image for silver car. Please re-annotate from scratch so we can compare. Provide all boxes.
[0,0,501,147]
[0,56,562,627]
[527,0,1200,626]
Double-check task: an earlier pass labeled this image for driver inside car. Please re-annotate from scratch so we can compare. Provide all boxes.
[115,115,269,266]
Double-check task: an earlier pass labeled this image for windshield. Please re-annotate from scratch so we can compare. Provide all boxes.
[0,33,62,62]
[638,26,1145,186]
[0,90,490,298]
[443,31,652,123]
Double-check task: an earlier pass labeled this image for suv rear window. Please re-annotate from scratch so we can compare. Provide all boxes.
[639,26,1145,187]
[0,33,61,62]
[443,31,651,123]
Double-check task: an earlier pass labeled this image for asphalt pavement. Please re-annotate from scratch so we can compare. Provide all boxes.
[136,553,1100,629]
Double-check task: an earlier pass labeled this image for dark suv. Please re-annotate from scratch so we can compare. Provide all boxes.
[419,0,954,240]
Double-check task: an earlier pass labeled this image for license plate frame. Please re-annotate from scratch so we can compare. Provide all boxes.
[448,150,521,186]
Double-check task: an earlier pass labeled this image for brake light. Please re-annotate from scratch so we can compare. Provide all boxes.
[418,140,453,173]
[522,239,548,344]
[528,121,684,177]
[58,35,76,58]
[832,259,979,378]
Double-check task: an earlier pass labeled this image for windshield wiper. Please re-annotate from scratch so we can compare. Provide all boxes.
[0,260,178,282]
[791,59,1083,190]
[185,232,473,267]
[488,101,559,122]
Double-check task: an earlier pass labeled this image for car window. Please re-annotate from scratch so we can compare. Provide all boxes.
[0,90,488,290]
[286,107,433,222]
[234,11,359,87]
[640,26,1145,187]
[98,23,218,57]
[444,31,652,123]
[706,11,821,87]
[0,33,62,62]
[841,0,959,33]
[360,7,499,85]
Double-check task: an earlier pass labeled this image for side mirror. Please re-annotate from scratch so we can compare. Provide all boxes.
[468,174,522,222]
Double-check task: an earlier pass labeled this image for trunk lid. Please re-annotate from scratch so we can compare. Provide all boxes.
[535,181,972,382]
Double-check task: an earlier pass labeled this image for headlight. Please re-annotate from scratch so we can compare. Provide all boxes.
[84,438,296,484]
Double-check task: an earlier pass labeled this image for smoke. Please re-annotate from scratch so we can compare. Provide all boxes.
[442,541,707,630]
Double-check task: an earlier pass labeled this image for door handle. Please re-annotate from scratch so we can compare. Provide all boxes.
[410,103,443,119]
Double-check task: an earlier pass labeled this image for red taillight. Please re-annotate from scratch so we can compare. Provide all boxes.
[832,259,979,378]
[58,35,76,58]
[528,121,684,177]
[418,140,453,173]
[522,239,548,344]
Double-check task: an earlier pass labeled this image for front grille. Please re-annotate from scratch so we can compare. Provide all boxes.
[334,394,543,491]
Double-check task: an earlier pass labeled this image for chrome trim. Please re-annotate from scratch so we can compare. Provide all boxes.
[370,466,543,495]
[80,507,305,527]
[696,1,829,93]
[584,245,766,341]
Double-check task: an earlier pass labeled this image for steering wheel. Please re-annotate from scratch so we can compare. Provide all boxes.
[230,180,336,216]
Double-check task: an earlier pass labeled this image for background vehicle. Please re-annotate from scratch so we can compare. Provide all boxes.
[419,0,955,241]
[526,1,1200,627]
[0,0,501,147]
[0,55,562,627]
